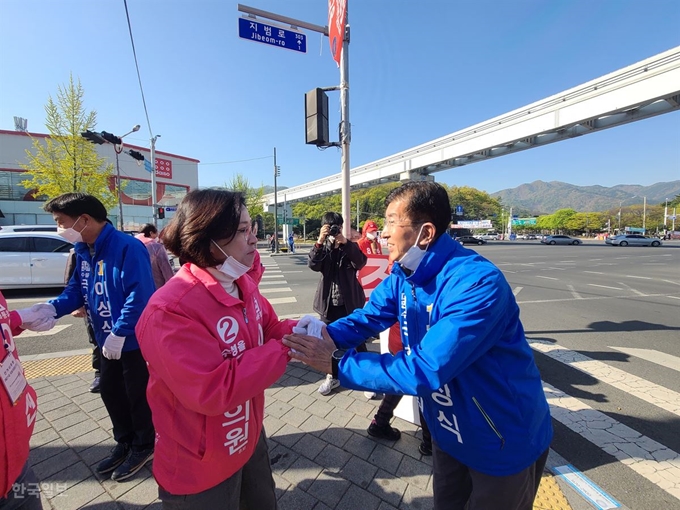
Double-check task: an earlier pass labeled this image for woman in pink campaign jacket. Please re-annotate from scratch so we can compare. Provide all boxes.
[135,189,295,509]
[0,291,44,510]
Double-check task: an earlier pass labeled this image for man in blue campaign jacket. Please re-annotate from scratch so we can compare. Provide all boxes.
[284,182,552,510]
[14,193,156,484]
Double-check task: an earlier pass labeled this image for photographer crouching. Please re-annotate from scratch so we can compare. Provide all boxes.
[309,212,368,395]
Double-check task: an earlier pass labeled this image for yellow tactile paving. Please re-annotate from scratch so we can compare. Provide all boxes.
[23,355,94,379]
[534,470,573,510]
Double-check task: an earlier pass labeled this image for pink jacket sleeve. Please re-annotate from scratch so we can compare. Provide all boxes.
[9,311,23,337]
[138,307,291,417]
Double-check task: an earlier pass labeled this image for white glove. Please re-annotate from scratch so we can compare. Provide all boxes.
[17,303,57,330]
[292,315,325,339]
[102,333,126,360]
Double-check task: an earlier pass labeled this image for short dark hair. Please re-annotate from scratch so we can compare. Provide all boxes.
[321,211,343,226]
[162,189,246,268]
[385,181,451,240]
[139,223,157,237]
[43,193,108,222]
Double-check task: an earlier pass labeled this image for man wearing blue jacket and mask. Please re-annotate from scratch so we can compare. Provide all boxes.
[15,193,156,483]
[284,181,552,510]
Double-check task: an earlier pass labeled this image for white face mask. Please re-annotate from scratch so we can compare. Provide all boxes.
[366,231,376,240]
[212,240,250,279]
[397,224,429,273]
[57,216,86,244]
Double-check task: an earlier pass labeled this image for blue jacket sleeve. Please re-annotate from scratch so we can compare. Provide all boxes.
[337,269,512,396]
[111,242,155,337]
[327,274,400,349]
[49,263,85,318]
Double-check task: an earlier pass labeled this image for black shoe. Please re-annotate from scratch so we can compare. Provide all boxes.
[367,420,401,441]
[89,376,101,393]
[111,448,154,482]
[419,441,432,456]
[96,443,130,475]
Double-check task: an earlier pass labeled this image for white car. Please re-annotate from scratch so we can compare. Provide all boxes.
[475,233,499,241]
[0,232,73,289]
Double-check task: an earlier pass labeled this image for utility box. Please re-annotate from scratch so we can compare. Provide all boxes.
[305,88,329,146]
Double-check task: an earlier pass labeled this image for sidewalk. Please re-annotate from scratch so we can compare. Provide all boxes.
[22,350,583,510]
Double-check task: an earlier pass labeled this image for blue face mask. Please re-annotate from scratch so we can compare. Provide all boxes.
[397,224,429,273]
[211,240,250,279]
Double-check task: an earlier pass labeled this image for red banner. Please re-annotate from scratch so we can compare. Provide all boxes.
[155,158,172,179]
[328,0,347,66]
[358,254,390,301]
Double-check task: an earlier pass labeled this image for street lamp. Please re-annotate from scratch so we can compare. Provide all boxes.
[617,196,637,233]
[81,125,140,230]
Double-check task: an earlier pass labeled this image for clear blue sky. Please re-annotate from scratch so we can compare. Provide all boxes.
[1,0,678,194]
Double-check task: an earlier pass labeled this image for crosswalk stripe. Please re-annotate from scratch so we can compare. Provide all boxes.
[544,382,680,502]
[260,287,292,294]
[536,276,559,280]
[588,284,623,290]
[15,325,72,338]
[610,347,680,374]
[258,280,288,286]
[512,287,523,296]
[530,340,680,418]
[268,297,297,305]
[262,275,285,279]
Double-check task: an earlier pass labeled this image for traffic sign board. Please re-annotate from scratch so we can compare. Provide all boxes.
[455,205,464,216]
[238,17,306,53]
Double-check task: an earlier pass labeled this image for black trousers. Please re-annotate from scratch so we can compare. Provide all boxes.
[432,445,549,510]
[99,348,155,451]
[158,431,276,510]
[85,322,101,375]
[374,395,431,445]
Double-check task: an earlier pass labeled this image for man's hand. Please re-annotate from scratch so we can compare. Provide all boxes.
[16,303,57,331]
[102,333,126,360]
[71,307,86,318]
[334,231,347,245]
[283,328,336,374]
[317,224,330,245]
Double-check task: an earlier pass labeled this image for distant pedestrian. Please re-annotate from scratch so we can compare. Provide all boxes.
[288,233,295,253]
[135,223,174,289]
[269,234,276,252]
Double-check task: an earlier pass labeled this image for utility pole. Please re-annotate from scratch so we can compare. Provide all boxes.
[150,135,161,227]
[339,10,351,239]
[115,152,124,230]
[273,147,279,253]
[643,196,647,233]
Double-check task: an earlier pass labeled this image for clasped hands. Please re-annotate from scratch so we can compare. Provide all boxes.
[16,303,57,332]
[286,315,336,375]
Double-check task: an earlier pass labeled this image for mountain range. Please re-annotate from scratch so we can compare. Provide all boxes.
[491,180,680,215]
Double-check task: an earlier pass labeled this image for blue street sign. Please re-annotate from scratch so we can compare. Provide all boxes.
[144,160,152,173]
[238,17,306,53]
[165,206,177,213]
[455,205,464,216]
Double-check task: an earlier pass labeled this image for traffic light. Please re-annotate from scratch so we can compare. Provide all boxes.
[305,88,329,146]
[100,131,122,145]
[128,150,145,161]
[81,130,106,145]
[157,207,165,220]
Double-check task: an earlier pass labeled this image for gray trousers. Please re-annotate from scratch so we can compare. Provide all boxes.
[432,444,549,510]
[158,431,277,510]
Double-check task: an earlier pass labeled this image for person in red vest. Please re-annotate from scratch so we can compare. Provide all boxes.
[357,220,382,255]
[0,291,46,510]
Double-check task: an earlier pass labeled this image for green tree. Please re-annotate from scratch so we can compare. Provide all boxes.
[20,75,116,209]
[224,173,265,219]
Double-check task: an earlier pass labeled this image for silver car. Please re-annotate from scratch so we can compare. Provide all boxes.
[541,235,582,245]
[0,232,73,289]
[609,234,663,247]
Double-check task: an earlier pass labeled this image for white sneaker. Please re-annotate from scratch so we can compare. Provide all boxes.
[318,375,340,396]
[364,391,384,400]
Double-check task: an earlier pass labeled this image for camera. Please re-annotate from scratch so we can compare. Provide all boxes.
[329,224,341,236]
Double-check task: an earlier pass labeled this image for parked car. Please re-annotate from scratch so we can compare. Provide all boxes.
[540,235,582,245]
[609,234,663,247]
[0,232,73,289]
[0,224,58,233]
[457,235,487,246]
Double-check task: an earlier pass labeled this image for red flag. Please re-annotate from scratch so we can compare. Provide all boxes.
[328,0,347,66]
